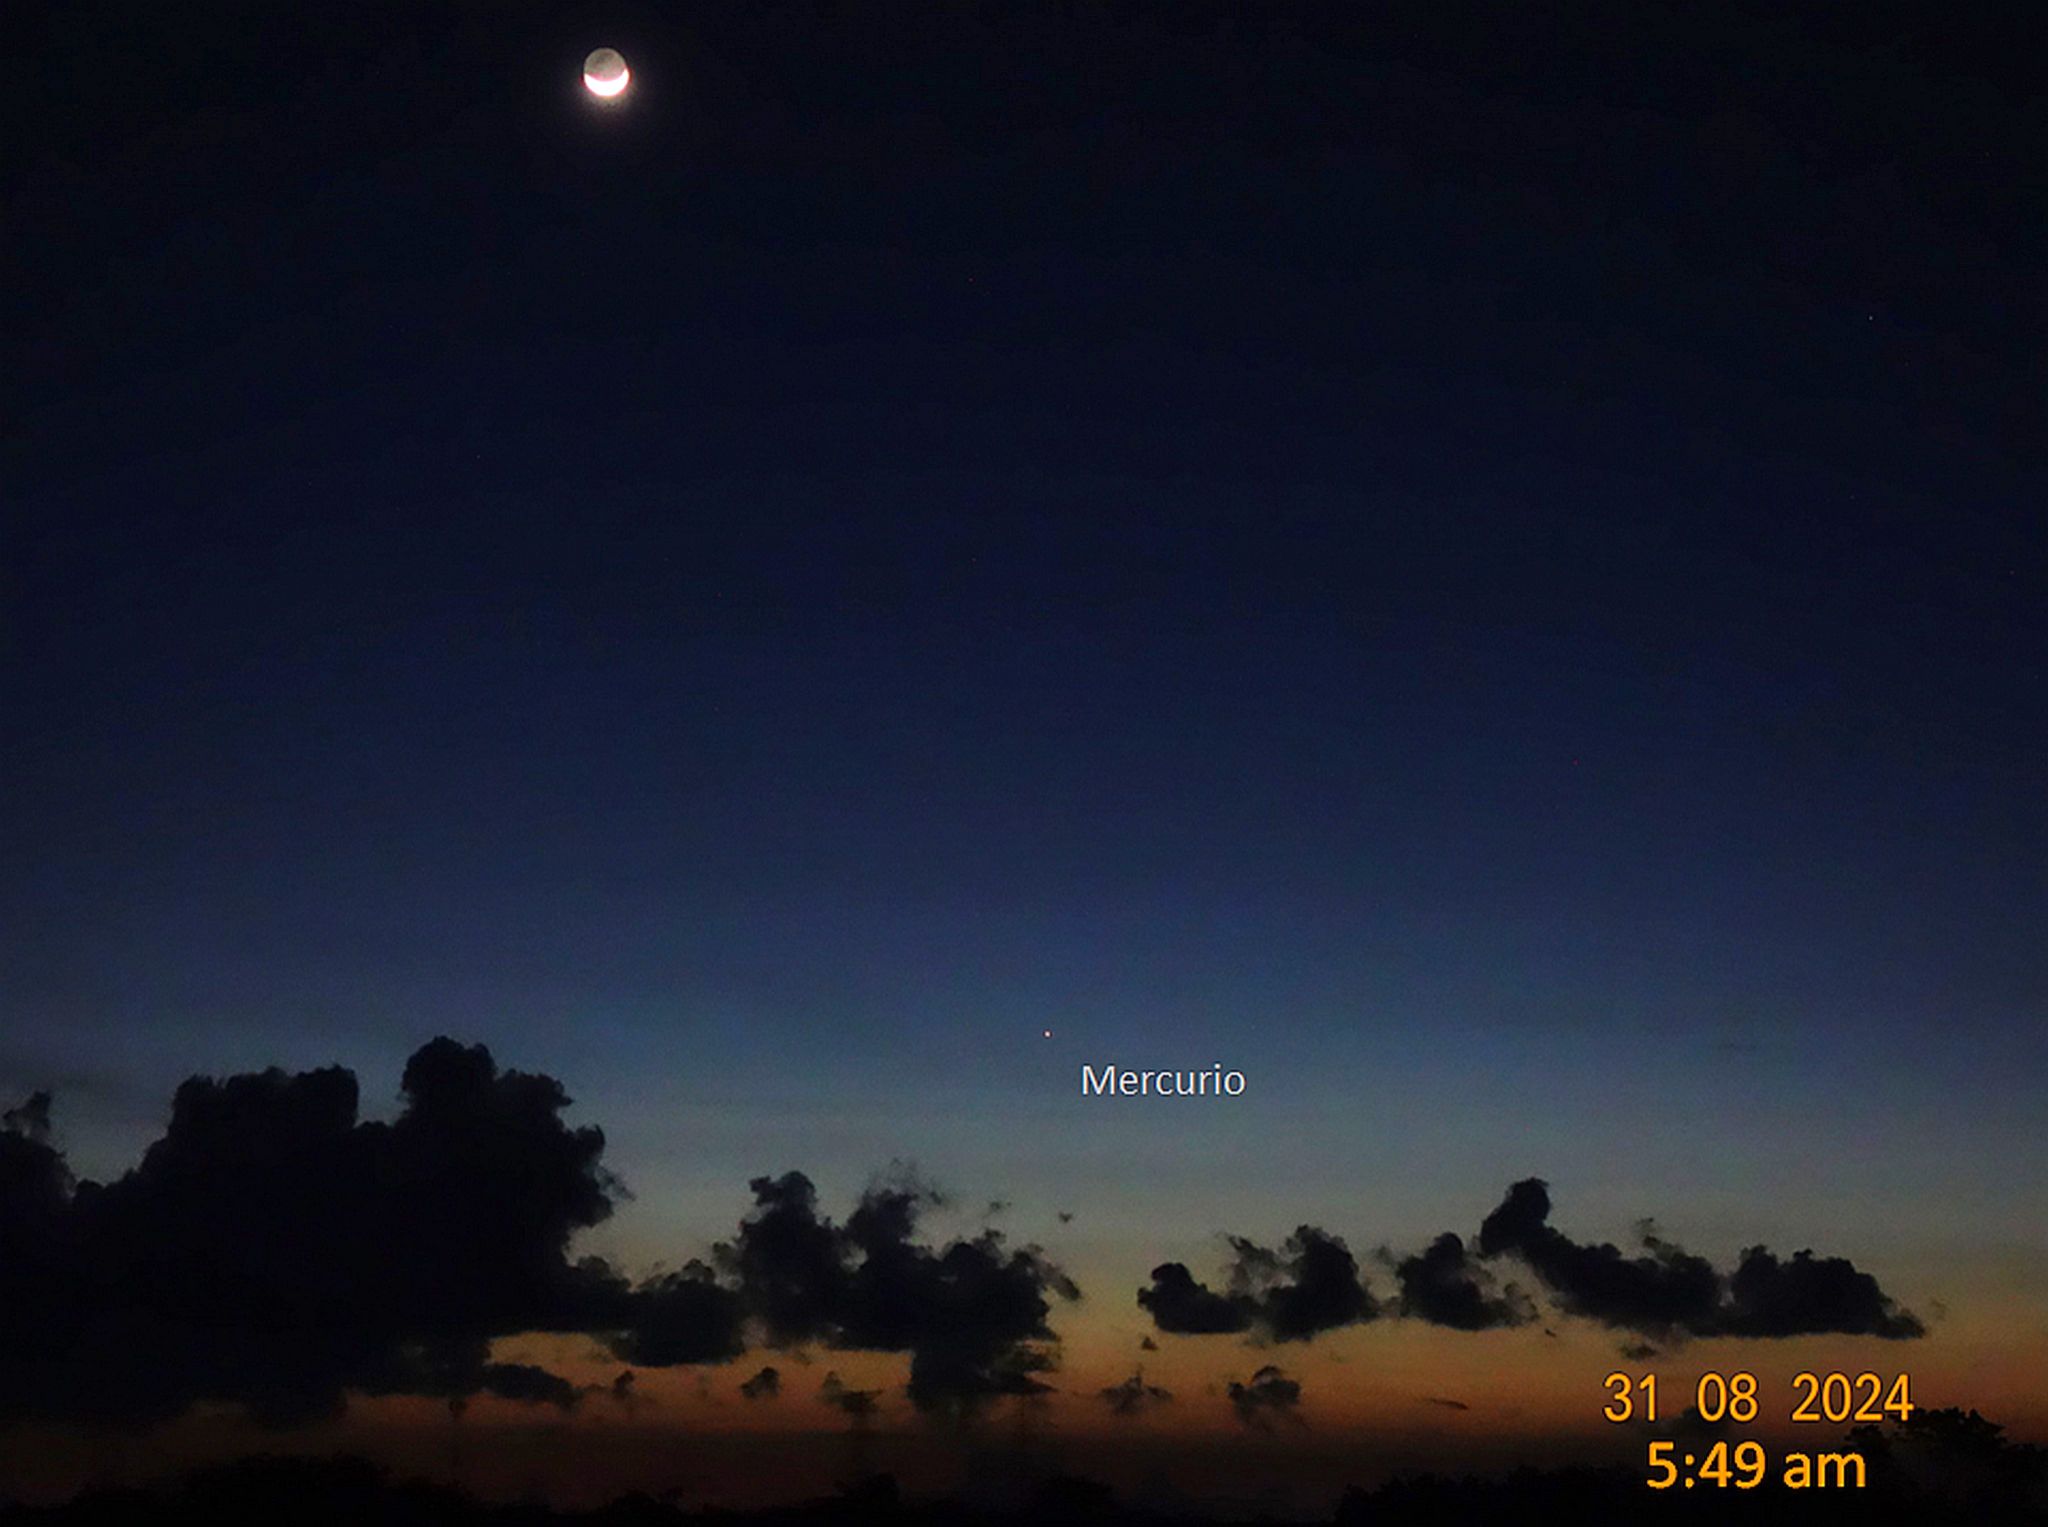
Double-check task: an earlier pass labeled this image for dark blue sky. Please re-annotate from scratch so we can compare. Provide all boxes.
[4,3,2042,1292]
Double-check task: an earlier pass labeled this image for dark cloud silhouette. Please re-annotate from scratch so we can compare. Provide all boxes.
[1477,1179,1922,1341]
[1140,1228,1375,1342]
[1392,1233,1532,1331]
[738,1366,781,1401]
[0,1042,630,1429]
[818,1371,881,1419]
[715,1170,1080,1418]
[1098,1370,1172,1418]
[607,1264,744,1367]
[1139,1178,1921,1348]
[1658,1403,1733,1443]
[1136,1263,1253,1335]
[2,1092,56,1144]
[1423,1396,1471,1411]
[726,1173,846,1345]
[1138,1336,1158,1352]
[0,1041,1083,1432]
[1226,1365,1303,1429]
[1476,1179,1722,1336]
[468,1361,579,1409]
[0,1090,70,1302]
[1719,1246,1924,1338]
[601,1370,649,1415]
[1228,1227,1377,1340]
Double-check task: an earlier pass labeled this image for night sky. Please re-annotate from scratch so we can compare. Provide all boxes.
[4,1,2043,1509]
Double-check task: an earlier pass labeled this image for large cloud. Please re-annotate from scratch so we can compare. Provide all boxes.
[0,1041,1079,1430]
[0,1041,632,1428]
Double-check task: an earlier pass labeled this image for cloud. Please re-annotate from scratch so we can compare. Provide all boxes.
[1227,1227,1377,1340]
[1140,1227,1376,1342]
[818,1371,881,1419]
[1423,1395,1471,1411]
[738,1366,781,1401]
[715,1170,1080,1418]
[373,1341,585,1421]
[470,1361,579,1409]
[1476,1179,1721,1336]
[1717,1246,1924,1339]
[1,1092,56,1145]
[1392,1233,1533,1331]
[1658,1403,1733,1443]
[1226,1365,1303,1428]
[0,1041,630,1429]
[0,1041,1083,1432]
[1137,1178,1921,1349]
[1137,1263,1253,1335]
[724,1173,846,1346]
[1099,1370,1172,1418]
[1477,1179,1923,1341]
[607,1265,745,1367]
[603,1370,648,1415]
[0,1089,70,1276]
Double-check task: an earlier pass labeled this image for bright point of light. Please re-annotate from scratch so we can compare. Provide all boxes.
[583,47,630,99]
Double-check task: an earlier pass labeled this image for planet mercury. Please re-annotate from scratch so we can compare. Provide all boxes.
[583,48,630,99]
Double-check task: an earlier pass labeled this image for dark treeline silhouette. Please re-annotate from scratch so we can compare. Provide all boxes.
[0,1410,2041,1526]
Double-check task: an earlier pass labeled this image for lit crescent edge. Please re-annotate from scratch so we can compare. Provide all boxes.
[584,65,630,98]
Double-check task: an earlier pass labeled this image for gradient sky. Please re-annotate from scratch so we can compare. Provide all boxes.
[3,1,2043,1501]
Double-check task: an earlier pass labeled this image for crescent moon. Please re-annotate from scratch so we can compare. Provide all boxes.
[583,48,630,99]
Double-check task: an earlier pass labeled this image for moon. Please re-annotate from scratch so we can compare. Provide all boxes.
[583,48,630,100]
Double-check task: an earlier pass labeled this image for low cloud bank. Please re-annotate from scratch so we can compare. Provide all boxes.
[0,1040,1076,1429]
[1140,1176,1921,1346]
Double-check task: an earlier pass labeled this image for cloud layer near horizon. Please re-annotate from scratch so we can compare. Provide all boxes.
[0,1040,1074,1429]
[0,1045,1923,1435]
[1138,1177,1923,1347]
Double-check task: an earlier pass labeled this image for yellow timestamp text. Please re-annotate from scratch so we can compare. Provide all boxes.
[1602,1370,1911,1425]
[1647,1440,1865,1490]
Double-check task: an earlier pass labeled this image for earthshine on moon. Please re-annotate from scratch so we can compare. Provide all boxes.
[583,48,629,99]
